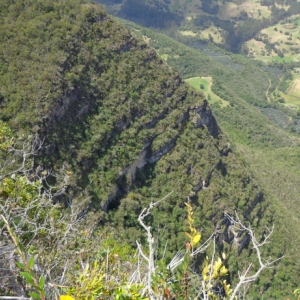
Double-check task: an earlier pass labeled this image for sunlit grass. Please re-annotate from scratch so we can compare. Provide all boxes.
[185,77,229,107]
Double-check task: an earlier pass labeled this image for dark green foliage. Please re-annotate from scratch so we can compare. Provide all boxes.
[2,1,300,298]
[96,0,182,29]
[202,0,219,15]
[1,0,264,257]
[119,19,300,298]
[0,0,191,206]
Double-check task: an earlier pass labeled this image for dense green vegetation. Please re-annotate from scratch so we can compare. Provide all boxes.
[118,18,300,298]
[1,0,300,298]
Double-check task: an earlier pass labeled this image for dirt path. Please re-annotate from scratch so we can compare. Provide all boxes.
[286,81,295,94]
[294,54,300,62]
[266,78,271,102]
[260,69,271,102]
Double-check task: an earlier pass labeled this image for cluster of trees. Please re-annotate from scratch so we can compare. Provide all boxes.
[202,0,219,15]
[261,0,297,6]
[97,0,183,29]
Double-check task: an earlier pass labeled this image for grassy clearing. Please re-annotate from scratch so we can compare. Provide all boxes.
[170,0,197,13]
[219,1,270,20]
[289,78,300,97]
[283,77,300,107]
[199,26,224,44]
[262,24,300,47]
[170,0,180,12]
[185,76,229,107]
[171,0,271,20]
[271,76,300,108]
[246,39,268,55]
[218,2,239,19]
[239,1,271,19]
[247,15,300,62]
[282,93,300,108]
[282,23,297,30]
[257,55,296,63]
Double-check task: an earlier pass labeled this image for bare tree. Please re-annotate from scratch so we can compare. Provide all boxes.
[135,198,281,300]
[225,212,282,300]
[0,132,96,297]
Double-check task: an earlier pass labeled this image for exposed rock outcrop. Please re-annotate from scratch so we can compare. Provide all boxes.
[103,100,220,211]
[193,100,219,138]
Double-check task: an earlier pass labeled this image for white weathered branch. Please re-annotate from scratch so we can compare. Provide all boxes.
[225,212,282,300]
[136,190,173,299]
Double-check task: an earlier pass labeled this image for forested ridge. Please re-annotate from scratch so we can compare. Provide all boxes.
[0,0,299,299]
[119,17,300,298]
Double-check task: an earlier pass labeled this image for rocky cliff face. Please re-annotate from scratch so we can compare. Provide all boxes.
[103,100,220,211]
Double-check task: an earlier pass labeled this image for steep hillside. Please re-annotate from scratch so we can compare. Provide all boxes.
[0,0,295,298]
[116,18,300,298]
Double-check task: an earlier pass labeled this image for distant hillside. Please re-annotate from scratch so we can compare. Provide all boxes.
[97,0,300,56]
[97,0,183,28]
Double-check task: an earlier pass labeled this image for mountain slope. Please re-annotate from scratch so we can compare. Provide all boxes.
[0,0,291,298]
[116,18,300,298]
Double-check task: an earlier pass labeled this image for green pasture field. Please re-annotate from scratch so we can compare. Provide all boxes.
[274,76,300,108]
[282,93,300,108]
[169,0,271,20]
[218,1,271,20]
[257,55,296,63]
[285,77,300,106]
[186,77,209,90]
[170,0,180,12]
[185,77,229,107]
